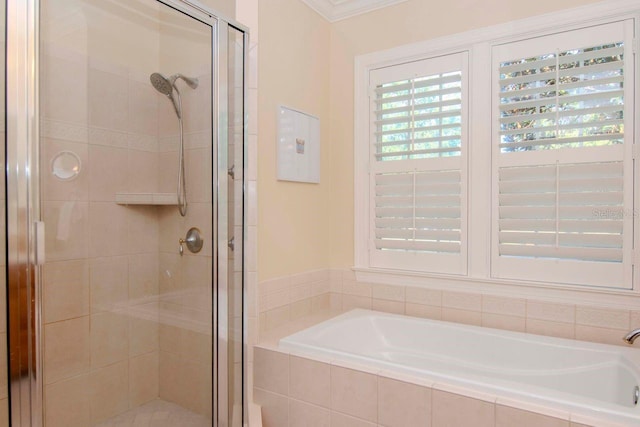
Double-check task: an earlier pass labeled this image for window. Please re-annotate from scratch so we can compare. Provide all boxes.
[355,10,638,294]
[492,21,634,288]
[367,53,468,275]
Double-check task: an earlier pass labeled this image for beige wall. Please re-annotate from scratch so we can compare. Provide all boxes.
[327,0,603,269]
[258,0,331,280]
[200,0,235,19]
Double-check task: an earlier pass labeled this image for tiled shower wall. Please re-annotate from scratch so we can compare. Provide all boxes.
[41,45,163,426]
[40,41,214,427]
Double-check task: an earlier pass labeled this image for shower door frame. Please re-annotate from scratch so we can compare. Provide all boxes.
[5,0,249,426]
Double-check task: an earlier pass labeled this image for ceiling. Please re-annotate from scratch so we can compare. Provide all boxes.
[300,0,408,22]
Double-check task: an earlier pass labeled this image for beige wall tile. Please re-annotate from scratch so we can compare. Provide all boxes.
[442,308,481,326]
[44,317,90,384]
[254,347,289,395]
[526,319,575,339]
[90,256,128,313]
[482,313,526,333]
[128,253,159,301]
[88,145,128,201]
[89,360,129,424]
[43,260,90,323]
[264,305,290,331]
[41,54,88,124]
[373,299,405,315]
[129,352,159,407]
[575,306,630,330]
[496,405,569,427]
[128,80,158,136]
[482,295,526,317]
[331,365,377,422]
[432,390,495,427]
[378,376,431,427]
[127,150,158,193]
[575,325,628,346]
[442,291,481,311]
[159,351,181,404]
[129,317,159,357]
[45,374,91,427]
[331,412,376,427]
[289,399,331,427]
[88,68,129,131]
[342,280,372,297]
[406,287,442,306]
[89,203,129,257]
[90,311,129,369]
[42,201,89,262]
[342,295,372,310]
[406,303,442,320]
[372,284,405,302]
[253,388,289,427]
[126,207,159,255]
[290,298,312,320]
[185,147,212,203]
[180,329,212,366]
[526,301,575,323]
[312,294,331,312]
[290,355,331,408]
[180,360,211,416]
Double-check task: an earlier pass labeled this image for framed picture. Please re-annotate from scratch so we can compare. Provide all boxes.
[277,105,320,183]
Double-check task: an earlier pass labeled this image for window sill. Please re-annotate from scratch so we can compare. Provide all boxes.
[353,266,640,310]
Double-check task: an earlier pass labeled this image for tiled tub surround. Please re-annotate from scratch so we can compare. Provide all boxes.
[281,310,640,425]
[258,269,331,338]
[260,269,640,348]
[255,270,640,425]
[327,269,640,348]
[254,342,629,427]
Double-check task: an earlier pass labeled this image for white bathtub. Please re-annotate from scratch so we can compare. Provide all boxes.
[279,309,640,425]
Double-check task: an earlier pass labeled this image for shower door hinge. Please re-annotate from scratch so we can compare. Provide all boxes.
[34,221,46,266]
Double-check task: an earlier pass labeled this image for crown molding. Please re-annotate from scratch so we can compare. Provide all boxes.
[300,0,408,22]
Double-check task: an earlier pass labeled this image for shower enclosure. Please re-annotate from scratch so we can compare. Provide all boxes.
[5,0,247,426]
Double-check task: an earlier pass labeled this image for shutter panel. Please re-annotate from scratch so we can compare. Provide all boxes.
[369,52,467,274]
[492,21,633,289]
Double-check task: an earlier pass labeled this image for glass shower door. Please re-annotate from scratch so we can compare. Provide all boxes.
[39,1,215,425]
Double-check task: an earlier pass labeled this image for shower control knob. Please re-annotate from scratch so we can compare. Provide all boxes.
[179,227,204,255]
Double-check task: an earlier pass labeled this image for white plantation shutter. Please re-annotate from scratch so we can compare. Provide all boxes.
[369,53,468,274]
[492,21,634,288]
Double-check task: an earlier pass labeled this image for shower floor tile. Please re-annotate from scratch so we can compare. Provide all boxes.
[96,399,211,427]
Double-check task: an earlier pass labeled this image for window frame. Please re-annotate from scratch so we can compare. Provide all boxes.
[353,0,640,309]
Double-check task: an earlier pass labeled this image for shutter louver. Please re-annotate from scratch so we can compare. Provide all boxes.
[498,161,624,263]
[374,169,461,254]
[498,43,624,153]
[492,21,633,289]
[369,53,467,275]
[374,72,462,161]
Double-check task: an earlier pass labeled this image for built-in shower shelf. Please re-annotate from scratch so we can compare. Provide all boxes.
[115,192,178,206]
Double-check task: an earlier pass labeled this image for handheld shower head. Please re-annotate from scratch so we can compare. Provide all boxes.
[150,72,181,118]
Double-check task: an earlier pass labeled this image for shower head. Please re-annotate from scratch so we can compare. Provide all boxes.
[150,72,174,96]
[150,72,199,119]
[150,72,181,118]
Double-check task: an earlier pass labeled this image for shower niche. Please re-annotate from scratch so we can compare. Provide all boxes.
[6,0,247,426]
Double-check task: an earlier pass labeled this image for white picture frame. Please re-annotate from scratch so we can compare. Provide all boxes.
[277,105,320,183]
